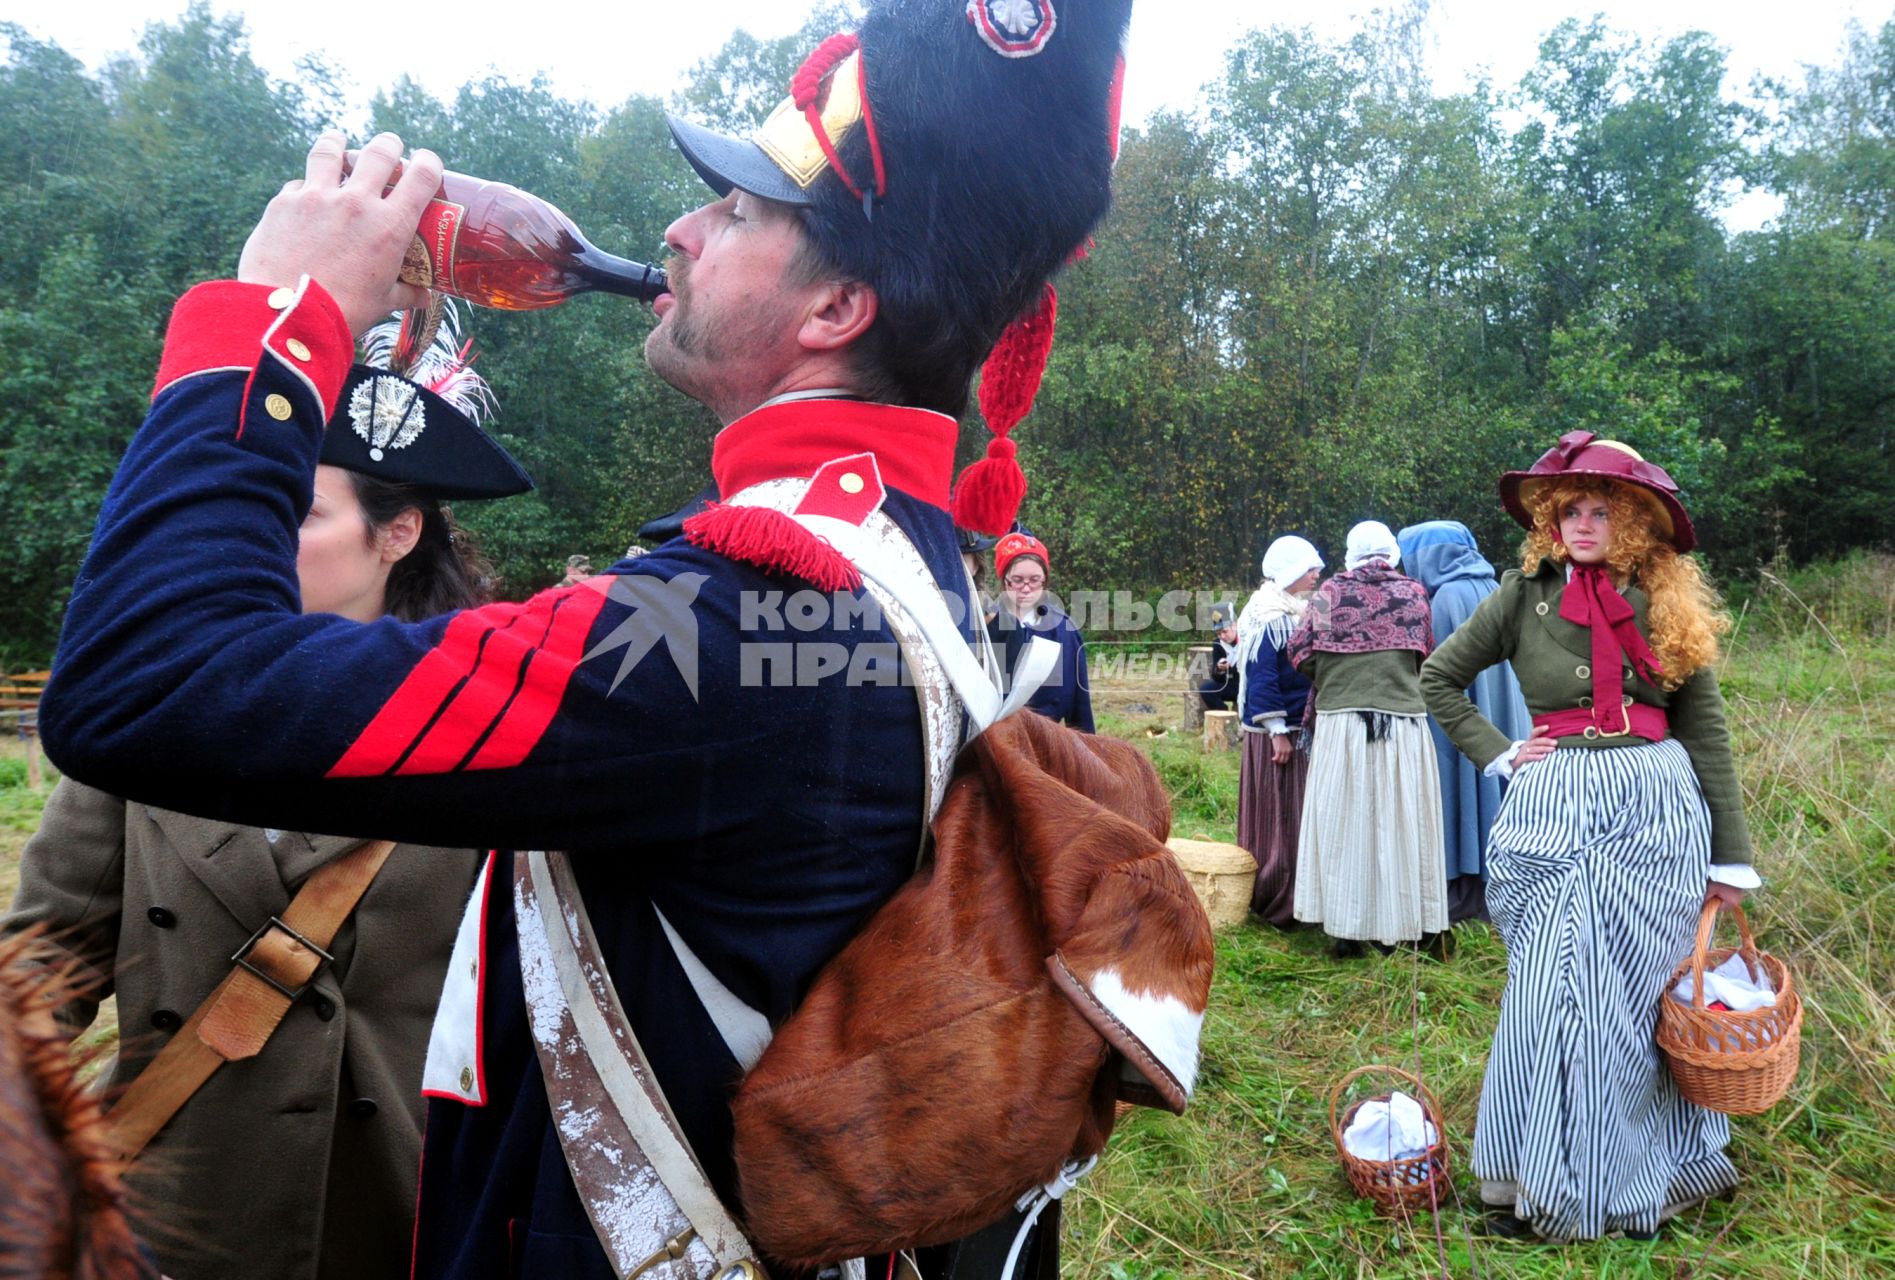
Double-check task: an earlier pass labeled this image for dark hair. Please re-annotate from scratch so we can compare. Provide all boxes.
[790,211,1025,417]
[347,471,499,622]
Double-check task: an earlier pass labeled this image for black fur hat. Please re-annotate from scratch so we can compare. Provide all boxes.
[667,0,1132,532]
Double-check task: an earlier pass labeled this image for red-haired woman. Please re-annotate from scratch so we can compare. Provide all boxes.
[1421,432,1757,1241]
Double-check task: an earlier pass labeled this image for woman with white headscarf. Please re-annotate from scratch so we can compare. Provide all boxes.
[1288,521,1448,955]
[1234,535,1324,924]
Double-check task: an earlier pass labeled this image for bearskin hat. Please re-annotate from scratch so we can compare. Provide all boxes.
[667,0,1132,532]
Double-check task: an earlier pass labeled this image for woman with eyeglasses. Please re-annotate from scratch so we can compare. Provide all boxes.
[987,531,1094,732]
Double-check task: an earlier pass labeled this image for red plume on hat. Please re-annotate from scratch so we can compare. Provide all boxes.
[951,284,1057,535]
[951,48,1128,537]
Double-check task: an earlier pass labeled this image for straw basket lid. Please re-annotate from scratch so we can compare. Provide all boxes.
[1499,431,1696,553]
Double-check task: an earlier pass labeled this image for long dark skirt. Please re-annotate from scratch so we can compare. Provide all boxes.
[1237,730,1308,925]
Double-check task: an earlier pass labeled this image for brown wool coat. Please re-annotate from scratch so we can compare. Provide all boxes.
[2,778,481,1280]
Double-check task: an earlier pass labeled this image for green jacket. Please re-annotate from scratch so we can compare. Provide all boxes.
[1419,559,1753,864]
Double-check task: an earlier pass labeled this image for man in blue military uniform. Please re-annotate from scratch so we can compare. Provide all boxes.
[41,0,1135,1275]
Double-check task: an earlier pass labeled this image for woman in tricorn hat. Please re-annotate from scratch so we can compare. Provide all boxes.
[1420,431,1757,1241]
[3,315,533,1280]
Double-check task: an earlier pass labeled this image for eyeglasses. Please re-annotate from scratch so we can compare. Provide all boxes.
[1004,575,1045,589]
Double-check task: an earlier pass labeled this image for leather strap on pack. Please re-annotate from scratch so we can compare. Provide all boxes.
[107,838,397,1162]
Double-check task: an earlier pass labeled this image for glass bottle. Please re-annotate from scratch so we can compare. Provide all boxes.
[393,168,667,309]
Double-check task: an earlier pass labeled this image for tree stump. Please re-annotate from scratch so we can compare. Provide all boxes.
[1202,709,1240,752]
[1182,644,1213,731]
[1165,837,1256,928]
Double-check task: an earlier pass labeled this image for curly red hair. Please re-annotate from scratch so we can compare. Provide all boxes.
[1520,478,1729,686]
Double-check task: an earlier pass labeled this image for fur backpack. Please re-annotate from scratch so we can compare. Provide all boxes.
[729,710,1215,1266]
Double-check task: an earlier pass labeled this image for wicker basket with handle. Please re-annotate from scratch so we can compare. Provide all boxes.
[1327,1065,1450,1216]
[1656,901,1802,1115]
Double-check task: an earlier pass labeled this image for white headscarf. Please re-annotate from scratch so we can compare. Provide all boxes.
[1260,535,1324,588]
[1235,536,1325,729]
[1344,521,1401,571]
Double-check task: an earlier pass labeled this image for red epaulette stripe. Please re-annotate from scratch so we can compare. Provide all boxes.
[328,612,497,777]
[465,585,614,771]
[394,599,564,776]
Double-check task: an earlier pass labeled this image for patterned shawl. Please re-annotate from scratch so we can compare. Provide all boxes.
[1285,561,1432,669]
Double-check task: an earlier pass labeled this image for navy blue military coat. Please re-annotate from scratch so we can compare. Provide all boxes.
[41,279,975,1278]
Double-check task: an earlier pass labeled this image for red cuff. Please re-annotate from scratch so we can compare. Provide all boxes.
[153,279,355,420]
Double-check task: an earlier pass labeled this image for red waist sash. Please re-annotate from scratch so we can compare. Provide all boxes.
[1533,702,1669,743]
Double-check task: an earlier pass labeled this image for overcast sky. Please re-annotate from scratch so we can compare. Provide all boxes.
[7,0,1892,227]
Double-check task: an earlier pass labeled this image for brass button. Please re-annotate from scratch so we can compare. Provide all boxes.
[1535,601,1550,616]
[1624,694,1635,707]
[459,1066,474,1092]
[1576,664,1590,679]
[264,393,294,421]
[1578,696,1592,708]
[285,338,312,361]
[838,471,865,495]
[1582,726,1599,739]
[266,286,296,310]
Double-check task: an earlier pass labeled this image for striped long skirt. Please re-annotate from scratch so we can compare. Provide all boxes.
[1237,730,1309,926]
[1473,740,1738,1239]
[1292,711,1447,943]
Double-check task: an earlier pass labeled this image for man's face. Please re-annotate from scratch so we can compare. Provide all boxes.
[646,189,819,420]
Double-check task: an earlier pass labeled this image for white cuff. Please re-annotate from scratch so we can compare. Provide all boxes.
[1264,717,1288,736]
[1484,742,1524,780]
[1707,864,1762,890]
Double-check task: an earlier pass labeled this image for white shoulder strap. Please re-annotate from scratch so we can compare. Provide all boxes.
[794,512,1059,731]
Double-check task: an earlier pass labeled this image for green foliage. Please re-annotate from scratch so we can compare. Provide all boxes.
[0,9,1891,660]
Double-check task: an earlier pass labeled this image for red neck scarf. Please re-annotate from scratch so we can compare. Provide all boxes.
[1560,564,1664,732]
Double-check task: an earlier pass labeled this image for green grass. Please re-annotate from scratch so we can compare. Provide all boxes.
[2,558,1890,1277]
[1070,555,1895,1278]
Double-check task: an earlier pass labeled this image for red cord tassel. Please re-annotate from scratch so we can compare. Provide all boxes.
[951,284,1057,535]
[684,503,863,593]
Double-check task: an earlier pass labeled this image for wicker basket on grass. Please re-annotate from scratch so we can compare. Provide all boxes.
[1327,1065,1450,1216]
[1657,901,1802,1115]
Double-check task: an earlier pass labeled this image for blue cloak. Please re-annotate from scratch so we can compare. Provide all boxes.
[1397,521,1533,879]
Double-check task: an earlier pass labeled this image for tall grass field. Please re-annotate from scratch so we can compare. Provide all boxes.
[2,555,1889,1278]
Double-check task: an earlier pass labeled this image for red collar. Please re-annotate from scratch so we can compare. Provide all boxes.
[712,400,958,510]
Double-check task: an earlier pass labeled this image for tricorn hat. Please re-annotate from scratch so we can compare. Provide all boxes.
[320,307,533,501]
[1499,431,1694,552]
[666,0,1132,535]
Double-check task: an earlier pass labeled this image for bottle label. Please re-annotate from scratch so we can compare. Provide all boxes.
[400,198,467,290]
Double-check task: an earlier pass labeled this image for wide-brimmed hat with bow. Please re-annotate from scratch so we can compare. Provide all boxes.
[1499,431,1695,552]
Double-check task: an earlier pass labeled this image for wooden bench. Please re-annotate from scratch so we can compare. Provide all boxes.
[2,669,50,790]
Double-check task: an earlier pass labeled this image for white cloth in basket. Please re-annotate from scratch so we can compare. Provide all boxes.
[1342,1090,1438,1162]
[1670,953,1777,1012]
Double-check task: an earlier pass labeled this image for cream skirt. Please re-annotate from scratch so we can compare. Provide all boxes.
[1293,710,1447,943]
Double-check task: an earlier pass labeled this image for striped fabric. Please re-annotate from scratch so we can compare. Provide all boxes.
[1473,739,1738,1239]
[1237,731,1308,926]
[1293,712,1447,942]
